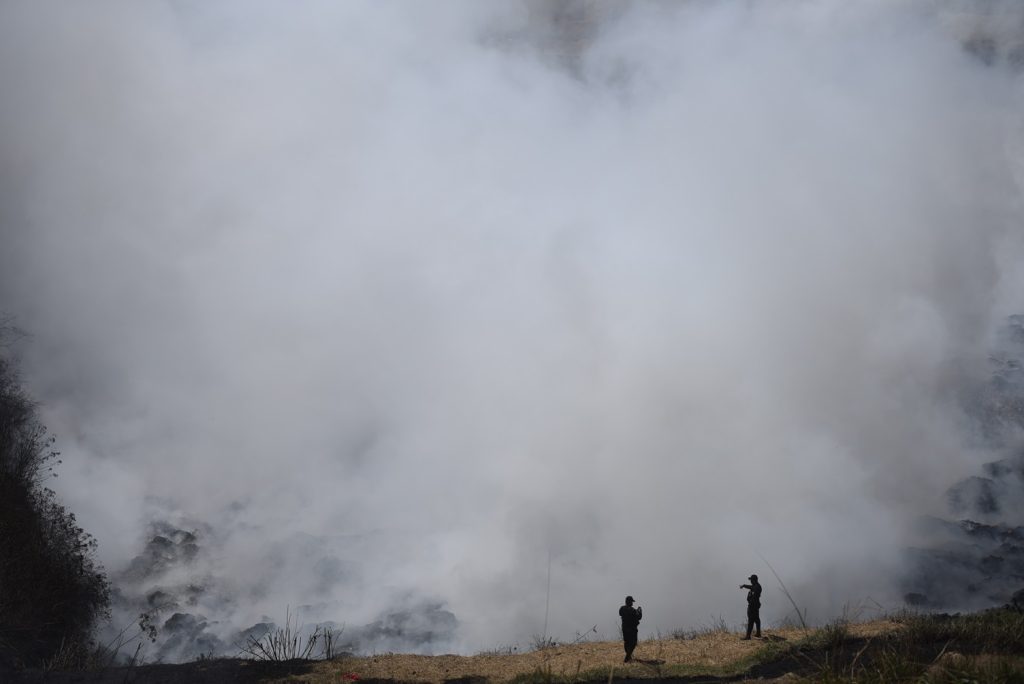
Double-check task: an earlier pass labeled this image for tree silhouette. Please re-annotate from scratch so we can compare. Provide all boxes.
[0,335,109,669]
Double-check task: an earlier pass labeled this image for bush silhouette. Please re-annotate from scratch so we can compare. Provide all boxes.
[0,348,110,669]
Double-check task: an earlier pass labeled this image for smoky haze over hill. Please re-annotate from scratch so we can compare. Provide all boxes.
[2,0,1024,659]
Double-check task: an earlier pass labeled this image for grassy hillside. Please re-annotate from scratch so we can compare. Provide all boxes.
[305,621,892,682]
[8,609,1024,682]
[301,608,1024,683]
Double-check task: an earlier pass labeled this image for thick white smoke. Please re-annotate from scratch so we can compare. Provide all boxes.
[1,0,1023,656]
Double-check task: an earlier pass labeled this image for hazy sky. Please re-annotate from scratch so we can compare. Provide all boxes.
[1,0,1023,653]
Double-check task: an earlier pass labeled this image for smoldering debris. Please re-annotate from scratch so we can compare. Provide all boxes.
[902,315,1024,609]
[104,519,458,661]
[903,517,1024,610]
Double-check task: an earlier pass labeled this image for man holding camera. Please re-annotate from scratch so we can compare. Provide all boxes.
[618,595,642,662]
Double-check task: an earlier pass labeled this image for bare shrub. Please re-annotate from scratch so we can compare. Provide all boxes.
[239,608,342,662]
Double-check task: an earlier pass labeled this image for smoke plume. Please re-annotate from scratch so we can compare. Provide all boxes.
[1,0,1023,657]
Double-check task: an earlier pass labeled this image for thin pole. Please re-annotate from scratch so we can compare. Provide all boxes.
[543,548,552,641]
[756,551,807,630]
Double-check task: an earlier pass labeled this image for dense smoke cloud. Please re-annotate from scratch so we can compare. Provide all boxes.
[1,0,1023,656]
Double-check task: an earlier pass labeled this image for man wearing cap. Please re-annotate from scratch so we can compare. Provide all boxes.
[740,575,762,639]
[618,595,642,662]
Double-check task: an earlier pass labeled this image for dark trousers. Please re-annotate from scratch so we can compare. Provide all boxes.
[623,628,637,660]
[746,605,761,638]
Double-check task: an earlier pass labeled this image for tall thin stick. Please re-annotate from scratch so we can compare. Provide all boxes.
[542,548,552,642]
[755,551,807,630]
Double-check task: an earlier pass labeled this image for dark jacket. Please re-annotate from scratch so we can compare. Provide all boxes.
[743,582,762,609]
[619,605,642,631]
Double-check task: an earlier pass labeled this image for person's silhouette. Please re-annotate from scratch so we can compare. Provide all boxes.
[740,575,761,639]
[618,595,642,662]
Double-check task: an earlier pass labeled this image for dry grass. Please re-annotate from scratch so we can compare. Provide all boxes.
[292,620,901,683]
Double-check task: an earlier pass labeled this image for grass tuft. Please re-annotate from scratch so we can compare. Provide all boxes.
[671,615,731,640]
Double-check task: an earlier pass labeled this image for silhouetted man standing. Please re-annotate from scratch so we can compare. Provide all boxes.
[740,574,761,639]
[619,595,642,662]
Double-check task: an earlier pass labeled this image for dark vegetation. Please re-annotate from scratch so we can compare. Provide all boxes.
[742,609,1024,683]
[0,335,110,671]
